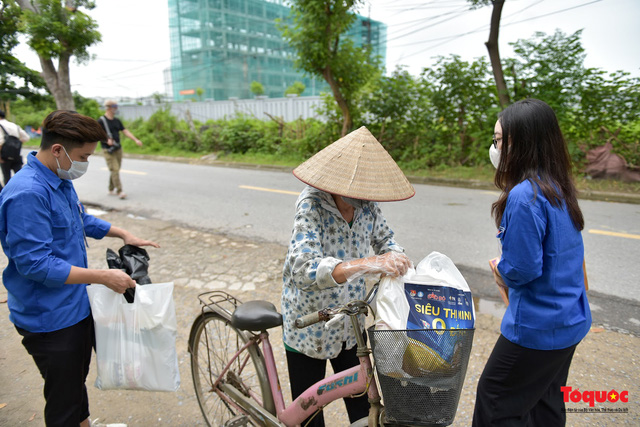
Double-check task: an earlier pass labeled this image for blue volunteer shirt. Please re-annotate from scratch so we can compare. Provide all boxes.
[497,180,591,350]
[0,152,111,332]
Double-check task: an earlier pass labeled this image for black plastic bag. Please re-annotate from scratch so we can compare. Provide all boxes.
[106,245,152,303]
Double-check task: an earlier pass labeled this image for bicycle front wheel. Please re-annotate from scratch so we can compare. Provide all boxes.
[189,311,274,426]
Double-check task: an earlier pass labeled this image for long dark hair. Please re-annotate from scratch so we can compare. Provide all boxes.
[491,99,584,230]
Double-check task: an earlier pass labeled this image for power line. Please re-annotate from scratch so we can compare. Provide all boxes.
[389,0,545,48]
[397,0,603,61]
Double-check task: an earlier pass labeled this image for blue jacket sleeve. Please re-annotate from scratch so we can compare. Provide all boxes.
[497,200,546,287]
[81,206,111,239]
[4,193,72,288]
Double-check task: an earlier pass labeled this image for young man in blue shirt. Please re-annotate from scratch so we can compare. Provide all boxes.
[0,110,160,427]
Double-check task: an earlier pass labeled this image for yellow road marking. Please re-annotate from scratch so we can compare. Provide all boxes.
[588,229,640,240]
[239,185,299,196]
[100,167,147,176]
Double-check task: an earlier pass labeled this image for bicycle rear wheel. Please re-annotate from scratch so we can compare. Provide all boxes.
[189,311,274,426]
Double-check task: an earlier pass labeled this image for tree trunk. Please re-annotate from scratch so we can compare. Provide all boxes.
[18,0,76,111]
[458,104,467,164]
[485,0,510,109]
[323,67,351,137]
[39,55,75,110]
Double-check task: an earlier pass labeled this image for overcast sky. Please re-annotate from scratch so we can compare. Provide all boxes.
[13,0,640,99]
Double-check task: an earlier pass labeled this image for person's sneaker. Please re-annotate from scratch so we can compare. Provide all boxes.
[118,192,127,199]
[108,190,117,196]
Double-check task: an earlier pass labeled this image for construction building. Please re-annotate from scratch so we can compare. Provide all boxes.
[168,0,386,101]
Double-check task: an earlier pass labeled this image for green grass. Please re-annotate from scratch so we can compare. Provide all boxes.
[574,176,640,194]
[216,152,302,167]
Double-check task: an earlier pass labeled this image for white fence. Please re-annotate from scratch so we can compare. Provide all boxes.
[117,96,325,123]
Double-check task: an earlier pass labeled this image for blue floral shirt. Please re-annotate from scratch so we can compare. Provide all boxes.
[281,186,404,359]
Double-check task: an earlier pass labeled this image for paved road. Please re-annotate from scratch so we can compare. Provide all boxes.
[70,154,640,334]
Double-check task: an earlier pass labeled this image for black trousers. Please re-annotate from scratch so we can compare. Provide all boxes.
[472,334,577,427]
[286,342,370,427]
[16,315,95,427]
[1,156,23,186]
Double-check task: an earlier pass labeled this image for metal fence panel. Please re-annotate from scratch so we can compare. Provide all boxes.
[117,96,326,123]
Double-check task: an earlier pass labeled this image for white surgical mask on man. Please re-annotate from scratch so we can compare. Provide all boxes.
[56,146,89,180]
[489,144,501,169]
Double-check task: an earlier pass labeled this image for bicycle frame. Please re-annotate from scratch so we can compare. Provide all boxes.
[211,304,383,426]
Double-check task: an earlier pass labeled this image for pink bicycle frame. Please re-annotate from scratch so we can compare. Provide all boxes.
[259,332,381,427]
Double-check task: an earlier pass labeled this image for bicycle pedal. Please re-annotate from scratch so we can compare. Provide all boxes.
[223,415,250,427]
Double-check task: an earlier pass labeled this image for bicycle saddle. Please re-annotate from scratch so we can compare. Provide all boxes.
[231,300,283,331]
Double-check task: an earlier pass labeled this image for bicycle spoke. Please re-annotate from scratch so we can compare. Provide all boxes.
[190,312,271,426]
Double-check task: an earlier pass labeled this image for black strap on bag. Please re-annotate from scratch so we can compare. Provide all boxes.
[99,116,121,153]
[0,124,23,161]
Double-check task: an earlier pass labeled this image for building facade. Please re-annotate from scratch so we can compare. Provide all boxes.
[168,0,386,101]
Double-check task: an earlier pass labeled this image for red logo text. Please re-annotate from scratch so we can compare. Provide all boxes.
[561,386,629,407]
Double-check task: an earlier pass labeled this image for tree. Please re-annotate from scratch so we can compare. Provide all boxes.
[507,30,587,123]
[0,1,46,113]
[279,0,379,136]
[16,0,101,110]
[284,81,305,96]
[424,55,499,165]
[469,0,510,108]
[250,81,264,97]
[195,87,204,101]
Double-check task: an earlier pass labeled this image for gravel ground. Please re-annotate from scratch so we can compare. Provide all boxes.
[0,209,637,426]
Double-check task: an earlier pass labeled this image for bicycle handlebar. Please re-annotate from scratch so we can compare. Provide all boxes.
[295,308,331,329]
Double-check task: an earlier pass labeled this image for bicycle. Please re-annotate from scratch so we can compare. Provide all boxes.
[188,288,386,426]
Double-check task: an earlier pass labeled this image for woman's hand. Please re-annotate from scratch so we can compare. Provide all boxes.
[492,264,507,288]
[335,252,413,283]
[371,252,412,277]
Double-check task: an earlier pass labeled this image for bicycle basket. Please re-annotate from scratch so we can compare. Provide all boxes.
[368,327,474,426]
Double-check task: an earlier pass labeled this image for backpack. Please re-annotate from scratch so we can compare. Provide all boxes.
[0,124,22,161]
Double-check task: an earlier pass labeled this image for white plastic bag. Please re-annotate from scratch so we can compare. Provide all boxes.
[374,275,410,330]
[86,282,180,392]
[373,276,411,377]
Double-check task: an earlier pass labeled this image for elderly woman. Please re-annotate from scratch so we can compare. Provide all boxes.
[281,126,414,426]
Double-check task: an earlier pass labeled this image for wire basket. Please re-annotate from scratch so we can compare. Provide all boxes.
[368,327,475,426]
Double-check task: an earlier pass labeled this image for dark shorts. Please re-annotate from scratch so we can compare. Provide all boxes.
[16,315,95,427]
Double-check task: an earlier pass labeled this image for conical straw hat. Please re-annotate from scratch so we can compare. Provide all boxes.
[293,126,415,201]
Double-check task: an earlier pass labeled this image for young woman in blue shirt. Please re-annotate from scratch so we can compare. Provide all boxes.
[473,99,591,426]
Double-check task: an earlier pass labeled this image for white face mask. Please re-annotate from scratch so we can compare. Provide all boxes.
[56,147,89,180]
[489,144,502,169]
[342,196,365,209]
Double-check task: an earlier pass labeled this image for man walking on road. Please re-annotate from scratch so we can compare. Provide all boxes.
[98,100,143,199]
[0,109,30,189]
